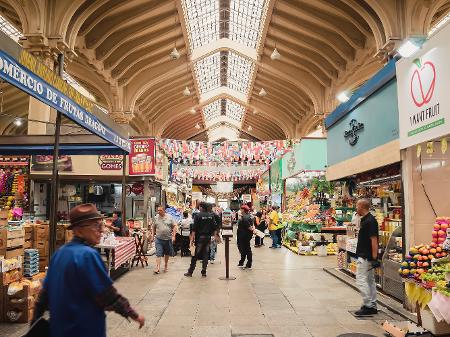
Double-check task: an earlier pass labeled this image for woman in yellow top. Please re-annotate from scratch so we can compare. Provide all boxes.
[269,206,281,248]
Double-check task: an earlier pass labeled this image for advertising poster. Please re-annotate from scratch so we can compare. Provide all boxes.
[397,24,450,149]
[129,138,155,175]
[31,155,73,172]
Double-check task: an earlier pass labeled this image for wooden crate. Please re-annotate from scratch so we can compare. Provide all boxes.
[34,241,48,257]
[33,225,49,241]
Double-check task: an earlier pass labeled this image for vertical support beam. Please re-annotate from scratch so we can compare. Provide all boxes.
[49,53,64,259]
[121,152,127,235]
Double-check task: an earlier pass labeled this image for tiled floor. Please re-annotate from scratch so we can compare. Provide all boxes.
[1,238,400,337]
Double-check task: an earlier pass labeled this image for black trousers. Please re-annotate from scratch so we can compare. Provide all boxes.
[238,236,252,267]
[276,228,282,245]
[188,236,210,274]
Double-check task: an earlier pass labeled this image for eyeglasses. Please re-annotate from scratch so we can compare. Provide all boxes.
[79,221,104,231]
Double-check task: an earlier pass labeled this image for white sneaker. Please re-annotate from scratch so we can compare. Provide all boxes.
[210,260,215,264]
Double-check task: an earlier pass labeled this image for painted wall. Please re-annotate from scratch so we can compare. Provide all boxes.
[282,138,327,179]
[327,80,399,166]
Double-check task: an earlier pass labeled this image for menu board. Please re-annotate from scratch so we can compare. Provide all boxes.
[129,139,155,175]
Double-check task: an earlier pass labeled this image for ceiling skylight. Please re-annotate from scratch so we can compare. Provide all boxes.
[182,0,220,50]
[226,99,245,122]
[0,15,22,42]
[227,51,254,94]
[194,52,221,94]
[202,98,245,129]
[202,100,221,122]
[229,0,266,49]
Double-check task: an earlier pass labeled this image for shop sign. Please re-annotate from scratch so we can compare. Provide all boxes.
[31,155,73,172]
[0,48,130,152]
[344,119,364,146]
[98,155,123,170]
[129,138,155,175]
[397,24,450,149]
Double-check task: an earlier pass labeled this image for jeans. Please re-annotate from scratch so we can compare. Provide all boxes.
[276,228,282,245]
[210,239,217,260]
[356,257,377,309]
[270,230,279,247]
[188,236,210,274]
[255,235,264,246]
[237,237,252,267]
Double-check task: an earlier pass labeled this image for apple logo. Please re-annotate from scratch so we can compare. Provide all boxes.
[410,58,436,108]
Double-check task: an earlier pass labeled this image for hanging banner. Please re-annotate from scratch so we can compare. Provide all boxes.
[0,39,130,152]
[397,24,450,149]
[129,138,155,175]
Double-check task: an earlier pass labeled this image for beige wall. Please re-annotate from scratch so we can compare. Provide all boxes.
[404,142,450,246]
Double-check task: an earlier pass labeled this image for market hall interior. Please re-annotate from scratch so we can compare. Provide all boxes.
[1,1,450,337]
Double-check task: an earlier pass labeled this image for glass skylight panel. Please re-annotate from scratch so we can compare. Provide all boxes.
[202,100,221,121]
[194,52,221,94]
[226,99,245,122]
[229,0,266,49]
[182,0,220,50]
[227,52,254,94]
[0,15,23,42]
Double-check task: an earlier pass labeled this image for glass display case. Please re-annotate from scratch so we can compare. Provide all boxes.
[382,226,405,301]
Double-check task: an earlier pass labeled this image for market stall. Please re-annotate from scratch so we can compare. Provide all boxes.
[96,234,137,276]
[393,20,450,334]
[324,58,404,298]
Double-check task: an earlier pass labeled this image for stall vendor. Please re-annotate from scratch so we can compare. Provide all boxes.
[32,203,144,337]
[106,211,123,236]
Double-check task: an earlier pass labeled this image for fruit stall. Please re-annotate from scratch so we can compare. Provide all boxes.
[398,217,450,336]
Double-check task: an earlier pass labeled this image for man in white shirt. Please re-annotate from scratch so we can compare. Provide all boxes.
[151,206,176,274]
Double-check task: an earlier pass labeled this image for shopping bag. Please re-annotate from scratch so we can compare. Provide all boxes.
[254,229,265,239]
[22,317,50,337]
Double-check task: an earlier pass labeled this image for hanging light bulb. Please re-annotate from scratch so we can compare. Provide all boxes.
[195,123,201,129]
[189,108,196,114]
[259,88,267,97]
[270,47,281,60]
[170,47,180,60]
[183,86,191,96]
[253,109,258,114]
[14,118,22,126]
[248,125,253,131]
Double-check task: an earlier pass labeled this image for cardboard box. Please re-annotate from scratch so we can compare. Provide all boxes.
[34,241,48,257]
[33,225,49,241]
[0,229,6,250]
[0,269,21,286]
[7,237,24,249]
[65,230,74,242]
[5,247,24,259]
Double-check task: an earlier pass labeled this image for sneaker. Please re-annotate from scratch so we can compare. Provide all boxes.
[276,245,282,248]
[245,265,252,270]
[237,263,244,267]
[201,272,207,277]
[210,260,215,264]
[269,246,275,249]
[354,306,378,316]
[184,272,193,277]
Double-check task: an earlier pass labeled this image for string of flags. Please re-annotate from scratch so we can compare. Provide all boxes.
[171,165,266,182]
[158,138,297,165]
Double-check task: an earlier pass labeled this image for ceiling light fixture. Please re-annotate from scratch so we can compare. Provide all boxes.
[259,88,267,97]
[195,123,201,129]
[253,109,258,114]
[397,40,420,58]
[14,118,22,126]
[190,108,196,114]
[336,91,350,103]
[183,86,191,96]
[271,47,281,60]
[248,125,253,131]
[170,47,180,60]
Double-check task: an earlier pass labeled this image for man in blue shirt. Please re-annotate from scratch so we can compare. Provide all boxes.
[32,203,145,337]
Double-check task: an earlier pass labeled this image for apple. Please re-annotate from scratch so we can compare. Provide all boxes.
[438,237,445,243]
[417,256,423,261]
[401,261,408,267]
[402,269,410,275]
[432,237,438,243]
[430,248,437,254]
[438,230,446,236]
[417,268,425,274]
[422,255,429,261]
[436,253,442,258]
[434,224,441,230]
[432,231,438,238]
[422,262,429,268]
[430,242,437,248]
[441,223,449,230]
[436,247,442,253]
[417,261,423,267]
[423,249,429,255]
[428,254,435,260]
[442,252,448,257]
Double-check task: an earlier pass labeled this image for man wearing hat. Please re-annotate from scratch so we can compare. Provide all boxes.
[32,204,145,337]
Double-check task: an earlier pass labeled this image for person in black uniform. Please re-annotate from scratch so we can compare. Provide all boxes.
[237,205,255,269]
[184,202,217,277]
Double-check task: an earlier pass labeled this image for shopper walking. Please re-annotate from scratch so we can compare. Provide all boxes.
[254,210,267,247]
[354,198,380,316]
[209,205,222,263]
[151,206,177,274]
[237,205,255,269]
[185,202,217,277]
[32,204,145,337]
[180,211,192,257]
[269,206,281,248]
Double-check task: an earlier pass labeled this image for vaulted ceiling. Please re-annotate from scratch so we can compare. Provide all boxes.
[0,0,449,140]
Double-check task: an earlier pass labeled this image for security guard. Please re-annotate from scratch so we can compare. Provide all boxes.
[184,202,217,277]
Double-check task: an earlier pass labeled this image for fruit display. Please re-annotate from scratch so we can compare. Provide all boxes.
[432,217,450,245]
[399,243,448,279]
[0,158,29,221]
